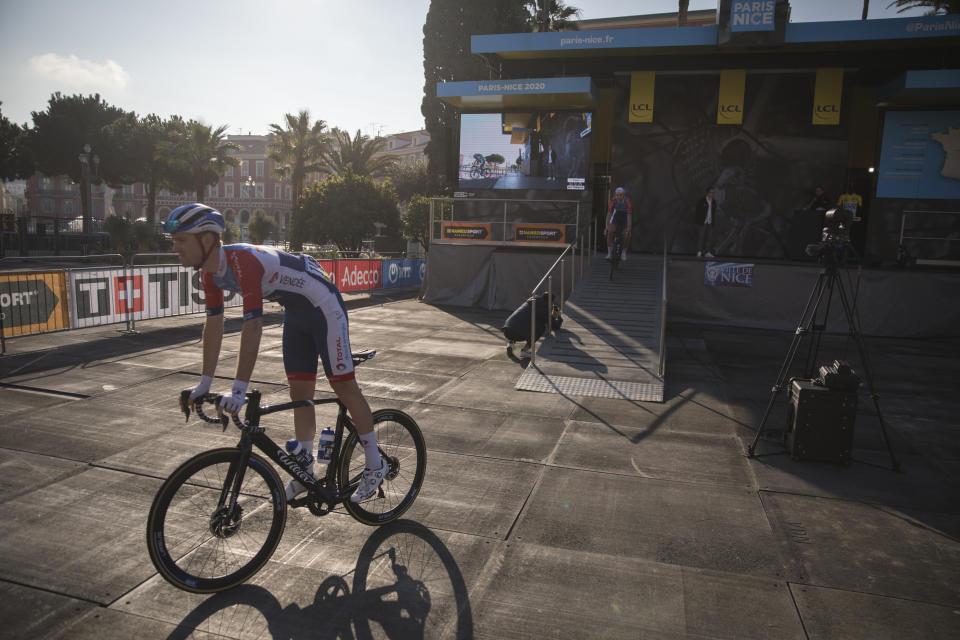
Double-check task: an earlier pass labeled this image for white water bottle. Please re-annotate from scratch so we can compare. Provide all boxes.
[317,428,335,466]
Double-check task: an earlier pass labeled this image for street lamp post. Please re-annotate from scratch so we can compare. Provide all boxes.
[78,144,100,234]
[244,175,254,242]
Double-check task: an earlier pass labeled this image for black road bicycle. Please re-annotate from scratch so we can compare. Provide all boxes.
[146,350,426,593]
[609,229,623,281]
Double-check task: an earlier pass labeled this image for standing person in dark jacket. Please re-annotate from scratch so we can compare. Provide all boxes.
[502,292,563,359]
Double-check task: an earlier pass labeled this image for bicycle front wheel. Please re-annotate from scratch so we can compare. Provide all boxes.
[340,409,426,526]
[146,448,287,593]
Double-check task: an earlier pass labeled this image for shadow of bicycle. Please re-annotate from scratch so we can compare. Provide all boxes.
[166,520,473,640]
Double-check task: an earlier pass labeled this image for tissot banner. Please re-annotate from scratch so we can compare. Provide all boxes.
[382,259,426,288]
[629,71,655,123]
[717,70,746,125]
[813,68,843,125]
[68,266,241,329]
[442,222,491,241]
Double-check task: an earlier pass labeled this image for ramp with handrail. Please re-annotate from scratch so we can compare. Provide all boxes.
[516,251,667,402]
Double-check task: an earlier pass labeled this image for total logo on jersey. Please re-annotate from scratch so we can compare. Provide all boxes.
[335,336,346,371]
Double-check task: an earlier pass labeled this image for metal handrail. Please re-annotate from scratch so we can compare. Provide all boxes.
[658,234,668,379]
[528,228,592,366]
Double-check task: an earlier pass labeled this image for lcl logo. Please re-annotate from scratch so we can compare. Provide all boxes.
[632,103,651,112]
[816,104,839,113]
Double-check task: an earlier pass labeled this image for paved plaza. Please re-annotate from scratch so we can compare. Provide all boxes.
[0,283,958,639]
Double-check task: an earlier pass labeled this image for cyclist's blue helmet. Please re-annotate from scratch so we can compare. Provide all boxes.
[615,187,626,195]
[163,203,225,235]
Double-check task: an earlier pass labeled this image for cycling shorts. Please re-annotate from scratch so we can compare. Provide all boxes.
[609,212,629,230]
[282,293,355,384]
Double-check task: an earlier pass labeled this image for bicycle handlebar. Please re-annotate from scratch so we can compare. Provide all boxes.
[180,389,239,431]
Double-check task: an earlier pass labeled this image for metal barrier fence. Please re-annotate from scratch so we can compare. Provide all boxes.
[1,255,426,353]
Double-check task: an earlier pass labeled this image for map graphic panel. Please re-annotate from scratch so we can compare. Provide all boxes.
[877,110,960,199]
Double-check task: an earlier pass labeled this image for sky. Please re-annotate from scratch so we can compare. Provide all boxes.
[0,1,933,138]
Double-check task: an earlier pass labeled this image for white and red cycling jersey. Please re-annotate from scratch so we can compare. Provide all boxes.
[203,244,338,320]
[202,244,354,382]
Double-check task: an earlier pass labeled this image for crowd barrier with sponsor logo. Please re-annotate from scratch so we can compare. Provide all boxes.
[0,256,425,349]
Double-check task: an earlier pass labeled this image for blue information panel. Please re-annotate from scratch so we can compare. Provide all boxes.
[382,259,426,288]
[877,110,960,199]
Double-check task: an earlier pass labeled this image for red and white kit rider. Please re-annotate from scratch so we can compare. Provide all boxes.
[202,243,354,383]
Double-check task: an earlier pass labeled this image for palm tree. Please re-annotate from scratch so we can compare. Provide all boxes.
[322,128,397,178]
[527,0,582,32]
[267,110,327,211]
[174,121,239,202]
[886,0,960,12]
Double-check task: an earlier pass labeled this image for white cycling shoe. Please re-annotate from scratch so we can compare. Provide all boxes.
[351,457,387,502]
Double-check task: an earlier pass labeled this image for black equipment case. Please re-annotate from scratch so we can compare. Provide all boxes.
[784,378,857,464]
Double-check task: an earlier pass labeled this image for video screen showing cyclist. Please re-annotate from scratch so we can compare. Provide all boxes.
[165,203,386,504]
[606,186,632,261]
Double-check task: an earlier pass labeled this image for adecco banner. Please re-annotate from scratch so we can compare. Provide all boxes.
[68,266,240,329]
[336,260,382,293]
[1,271,70,337]
[382,259,426,288]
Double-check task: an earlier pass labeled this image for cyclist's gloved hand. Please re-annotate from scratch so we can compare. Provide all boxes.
[181,375,213,415]
[218,380,249,415]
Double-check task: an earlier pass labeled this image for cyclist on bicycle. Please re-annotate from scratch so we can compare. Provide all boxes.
[472,153,485,170]
[165,203,386,503]
[606,186,632,262]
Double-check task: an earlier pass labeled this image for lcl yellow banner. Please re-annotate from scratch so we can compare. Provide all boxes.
[717,70,746,125]
[629,71,655,123]
[813,68,843,125]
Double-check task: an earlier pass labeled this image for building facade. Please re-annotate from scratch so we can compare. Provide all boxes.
[22,129,429,242]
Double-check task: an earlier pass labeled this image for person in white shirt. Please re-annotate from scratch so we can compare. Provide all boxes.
[693,186,717,258]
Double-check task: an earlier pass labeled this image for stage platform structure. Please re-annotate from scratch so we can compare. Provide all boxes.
[422,196,669,402]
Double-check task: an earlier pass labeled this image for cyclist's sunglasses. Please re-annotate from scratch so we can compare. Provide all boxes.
[162,219,182,232]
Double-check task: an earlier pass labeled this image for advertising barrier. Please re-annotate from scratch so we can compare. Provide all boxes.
[382,259,426,288]
[69,265,241,329]
[336,259,382,293]
[2,257,417,340]
[442,222,492,241]
[513,223,566,243]
[1,271,70,338]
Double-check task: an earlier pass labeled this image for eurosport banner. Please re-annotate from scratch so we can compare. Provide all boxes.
[442,222,491,241]
[68,266,241,329]
[336,259,382,293]
[513,223,566,243]
[382,259,426,288]
[1,271,70,337]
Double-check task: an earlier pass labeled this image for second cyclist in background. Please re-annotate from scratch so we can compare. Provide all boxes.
[606,186,632,262]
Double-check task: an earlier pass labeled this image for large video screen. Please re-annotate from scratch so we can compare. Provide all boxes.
[458,111,592,192]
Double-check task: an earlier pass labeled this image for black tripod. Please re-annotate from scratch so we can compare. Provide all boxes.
[746,252,901,471]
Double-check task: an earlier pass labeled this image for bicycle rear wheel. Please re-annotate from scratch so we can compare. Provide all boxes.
[146,448,287,593]
[339,409,426,526]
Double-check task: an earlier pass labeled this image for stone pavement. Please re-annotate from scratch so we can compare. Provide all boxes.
[0,285,958,639]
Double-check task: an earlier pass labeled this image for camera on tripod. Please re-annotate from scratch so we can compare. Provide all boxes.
[805,208,854,263]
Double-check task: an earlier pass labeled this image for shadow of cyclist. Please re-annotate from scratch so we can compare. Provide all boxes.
[166,520,473,640]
